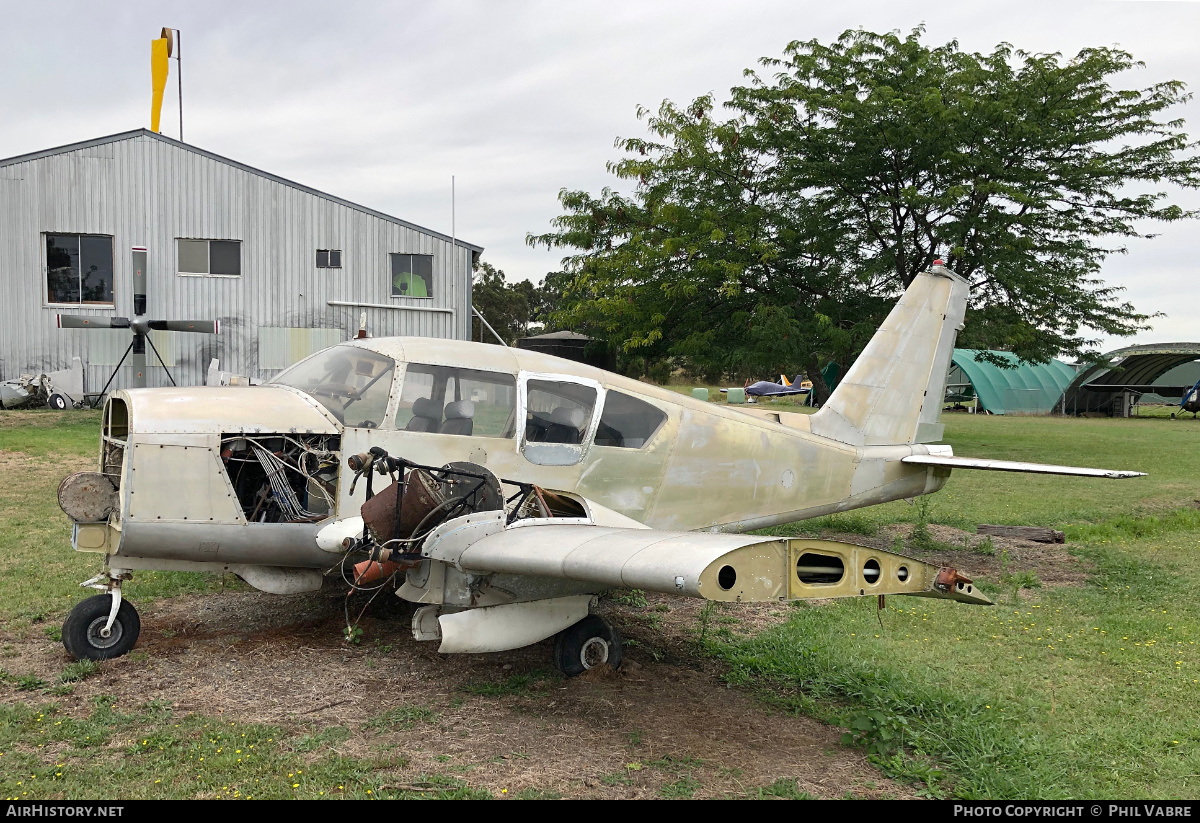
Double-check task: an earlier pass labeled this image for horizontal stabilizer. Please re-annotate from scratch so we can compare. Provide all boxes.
[902,454,1144,479]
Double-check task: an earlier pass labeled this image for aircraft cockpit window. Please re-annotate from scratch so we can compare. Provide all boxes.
[396,369,437,431]
[594,391,667,448]
[270,346,395,429]
[522,379,598,466]
[525,380,596,445]
[395,364,516,438]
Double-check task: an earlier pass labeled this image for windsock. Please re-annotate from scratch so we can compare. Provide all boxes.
[150,37,170,133]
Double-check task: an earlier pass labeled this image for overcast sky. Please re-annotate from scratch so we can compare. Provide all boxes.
[1,0,1197,351]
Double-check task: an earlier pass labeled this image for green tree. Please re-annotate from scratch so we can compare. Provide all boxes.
[529,28,1200,400]
[470,261,562,345]
[471,261,530,344]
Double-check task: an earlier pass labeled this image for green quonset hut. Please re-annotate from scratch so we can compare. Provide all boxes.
[944,349,1076,415]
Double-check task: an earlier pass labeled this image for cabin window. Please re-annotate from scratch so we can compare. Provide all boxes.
[178,238,241,277]
[522,378,598,466]
[395,363,516,438]
[46,234,114,305]
[390,253,433,298]
[270,345,395,428]
[316,249,342,268]
[594,391,667,448]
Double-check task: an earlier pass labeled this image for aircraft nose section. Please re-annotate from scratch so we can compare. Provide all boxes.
[116,385,341,435]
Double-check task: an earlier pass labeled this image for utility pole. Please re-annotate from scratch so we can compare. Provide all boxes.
[177,29,183,141]
[452,175,459,339]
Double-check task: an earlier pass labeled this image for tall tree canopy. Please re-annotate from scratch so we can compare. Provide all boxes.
[529,28,1200,398]
[470,261,560,345]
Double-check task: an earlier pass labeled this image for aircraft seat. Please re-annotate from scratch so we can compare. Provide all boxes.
[440,400,475,436]
[406,397,441,432]
[546,406,586,444]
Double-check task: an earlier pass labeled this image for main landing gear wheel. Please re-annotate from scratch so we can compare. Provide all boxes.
[62,594,140,661]
[553,615,623,677]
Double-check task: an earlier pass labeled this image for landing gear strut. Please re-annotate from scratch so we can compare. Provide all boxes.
[553,615,622,677]
[63,571,140,661]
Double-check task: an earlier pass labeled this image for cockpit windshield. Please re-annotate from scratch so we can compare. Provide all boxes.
[270,345,395,428]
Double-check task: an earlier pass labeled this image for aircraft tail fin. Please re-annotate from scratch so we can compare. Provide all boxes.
[780,374,793,387]
[810,264,968,446]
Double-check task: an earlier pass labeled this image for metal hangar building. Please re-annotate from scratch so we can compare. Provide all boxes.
[0,129,480,390]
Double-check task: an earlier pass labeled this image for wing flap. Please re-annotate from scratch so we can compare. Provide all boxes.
[902,454,1144,479]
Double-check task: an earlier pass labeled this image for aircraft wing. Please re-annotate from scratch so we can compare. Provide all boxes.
[755,387,809,397]
[902,454,1145,479]
[424,517,992,606]
[1083,384,1192,398]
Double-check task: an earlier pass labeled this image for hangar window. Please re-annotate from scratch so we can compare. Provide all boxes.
[594,391,667,448]
[390,253,433,298]
[45,234,114,305]
[395,363,516,438]
[316,249,342,268]
[178,239,241,277]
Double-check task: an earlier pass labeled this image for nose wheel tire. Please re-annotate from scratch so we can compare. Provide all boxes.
[62,594,141,661]
[553,615,623,677]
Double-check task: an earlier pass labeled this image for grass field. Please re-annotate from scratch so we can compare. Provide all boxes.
[2,407,1199,798]
[0,411,226,632]
[724,411,1200,798]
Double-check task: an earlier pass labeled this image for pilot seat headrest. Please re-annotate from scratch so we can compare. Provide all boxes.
[411,397,440,419]
[550,406,586,429]
[443,400,475,420]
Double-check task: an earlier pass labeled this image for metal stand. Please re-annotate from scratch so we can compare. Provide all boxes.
[89,340,135,408]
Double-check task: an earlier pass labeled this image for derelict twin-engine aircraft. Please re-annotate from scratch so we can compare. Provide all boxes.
[55,263,1144,674]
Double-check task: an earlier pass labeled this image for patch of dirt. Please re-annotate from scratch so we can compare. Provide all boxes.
[0,586,913,799]
[823,523,1093,588]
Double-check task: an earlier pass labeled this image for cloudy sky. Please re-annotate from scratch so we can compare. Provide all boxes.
[2,0,1197,350]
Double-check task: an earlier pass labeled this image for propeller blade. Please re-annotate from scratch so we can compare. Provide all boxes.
[146,320,219,334]
[57,315,129,329]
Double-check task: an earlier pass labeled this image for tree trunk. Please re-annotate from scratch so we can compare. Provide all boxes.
[806,353,831,406]
[976,525,1065,544]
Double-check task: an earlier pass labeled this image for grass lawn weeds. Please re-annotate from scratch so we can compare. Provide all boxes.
[3,407,1200,799]
[0,697,487,800]
[0,411,231,634]
[718,411,1200,798]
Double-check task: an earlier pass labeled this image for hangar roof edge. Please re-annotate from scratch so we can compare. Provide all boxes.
[0,128,484,253]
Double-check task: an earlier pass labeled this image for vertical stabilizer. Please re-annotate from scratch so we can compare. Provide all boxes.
[810,264,968,446]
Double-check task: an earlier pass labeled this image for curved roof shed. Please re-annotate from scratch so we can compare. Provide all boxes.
[1057,343,1200,415]
[946,350,1076,415]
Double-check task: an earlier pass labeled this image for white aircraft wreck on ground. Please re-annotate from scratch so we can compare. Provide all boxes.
[56,263,1143,673]
[1,357,85,410]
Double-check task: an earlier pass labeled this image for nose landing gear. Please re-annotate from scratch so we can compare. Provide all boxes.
[63,571,140,661]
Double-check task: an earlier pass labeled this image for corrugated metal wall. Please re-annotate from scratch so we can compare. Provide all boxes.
[0,131,476,389]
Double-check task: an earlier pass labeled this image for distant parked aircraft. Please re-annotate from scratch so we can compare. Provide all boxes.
[721,374,812,400]
[1182,379,1200,417]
